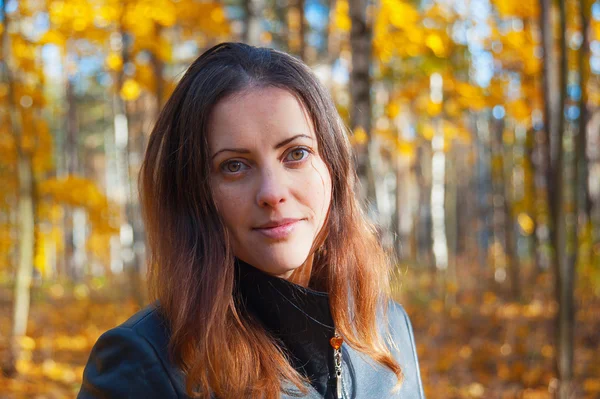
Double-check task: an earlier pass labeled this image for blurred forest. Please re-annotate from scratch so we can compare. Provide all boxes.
[0,0,599,397]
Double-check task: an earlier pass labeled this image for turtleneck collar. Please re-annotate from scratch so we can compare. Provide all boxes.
[234,258,337,397]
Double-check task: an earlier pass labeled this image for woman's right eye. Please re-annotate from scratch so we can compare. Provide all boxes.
[221,160,248,174]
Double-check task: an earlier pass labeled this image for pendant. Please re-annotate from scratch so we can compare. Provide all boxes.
[329,332,344,399]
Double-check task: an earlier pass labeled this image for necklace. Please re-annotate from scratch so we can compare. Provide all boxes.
[268,280,343,396]
[329,331,344,399]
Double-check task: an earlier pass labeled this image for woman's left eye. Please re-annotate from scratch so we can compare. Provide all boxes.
[285,148,310,162]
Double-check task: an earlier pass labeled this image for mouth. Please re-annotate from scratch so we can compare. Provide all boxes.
[253,219,304,240]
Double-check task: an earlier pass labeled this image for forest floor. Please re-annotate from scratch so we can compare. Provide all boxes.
[0,265,599,399]
[398,271,600,398]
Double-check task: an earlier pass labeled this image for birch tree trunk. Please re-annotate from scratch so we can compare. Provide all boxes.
[0,4,36,375]
[8,155,35,375]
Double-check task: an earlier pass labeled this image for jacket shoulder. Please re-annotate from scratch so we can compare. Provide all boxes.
[78,303,185,399]
[119,303,172,350]
[385,300,426,398]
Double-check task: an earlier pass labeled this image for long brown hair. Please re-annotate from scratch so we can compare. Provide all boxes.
[139,42,402,398]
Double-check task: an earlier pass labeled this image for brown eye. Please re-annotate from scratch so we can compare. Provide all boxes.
[222,161,247,173]
[286,148,309,162]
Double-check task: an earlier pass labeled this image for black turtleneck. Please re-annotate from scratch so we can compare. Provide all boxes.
[234,258,337,397]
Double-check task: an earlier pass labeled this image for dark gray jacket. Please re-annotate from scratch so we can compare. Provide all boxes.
[78,260,425,398]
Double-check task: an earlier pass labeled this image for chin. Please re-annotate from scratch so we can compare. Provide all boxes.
[247,246,311,278]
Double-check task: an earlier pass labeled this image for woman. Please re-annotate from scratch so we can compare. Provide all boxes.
[78,42,424,399]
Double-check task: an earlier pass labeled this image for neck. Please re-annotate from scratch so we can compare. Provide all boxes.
[286,253,314,286]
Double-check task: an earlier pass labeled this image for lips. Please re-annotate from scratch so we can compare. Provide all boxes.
[253,219,302,240]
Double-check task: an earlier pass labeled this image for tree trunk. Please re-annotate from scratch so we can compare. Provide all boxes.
[7,155,36,375]
[539,0,559,273]
[445,141,458,306]
[0,4,36,376]
[490,116,508,291]
[577,0,592,227]
[113,25,144,305]
[243,0,265,45]
[298,0,306,60]
[349,0,376,213]
[554,0,575,396]
[414,141,434,268]
[63,60,82,280]
[475,113,492,273]
[504,134,520,301]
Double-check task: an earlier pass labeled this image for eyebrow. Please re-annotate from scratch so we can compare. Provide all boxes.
[210,134,313,160]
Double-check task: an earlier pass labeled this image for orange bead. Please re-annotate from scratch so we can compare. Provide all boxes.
[330,336,343,350]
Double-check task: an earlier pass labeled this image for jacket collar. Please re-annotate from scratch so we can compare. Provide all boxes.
[234,258,336,397]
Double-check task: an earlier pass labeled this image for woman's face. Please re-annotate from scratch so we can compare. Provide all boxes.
[208,87,332,279]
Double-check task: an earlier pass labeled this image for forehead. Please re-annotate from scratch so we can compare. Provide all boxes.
[207,87,316,149]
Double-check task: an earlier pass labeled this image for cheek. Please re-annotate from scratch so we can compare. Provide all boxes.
[211,184,247,227]
[304,162,332,222]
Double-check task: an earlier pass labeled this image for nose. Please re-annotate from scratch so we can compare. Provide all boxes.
[256,166,288,208]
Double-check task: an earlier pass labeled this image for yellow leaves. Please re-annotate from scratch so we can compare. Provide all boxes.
[444,98,461,118]
[465,383,485,398]
[14,112,54,173]
[39,30,66,48]
[584,379,600,394]
[350,126,368,145]
[105,52,123,71]
[98,4,120,27]
[0,127,17,164]
[375,127,415,157]
[18,335,36,351]
[176,2,230,37]
[126,16,155,38]
[154,37,172,62]
[86,231,112,262]
[134,63,156,92]
[120,79,142,101]
[41,359,78,384]
[374,0,453,62]
[48,0,95,33]
[387,0,419,28]
[505,99,531,125]
[128,28,171,63]
[32,120,53,173]
[454,82,487,111]
[54,333,89,351]
[504,30,526,48]
[211,7,226,24]
[153,0,177,27]
[37,176,120,235]
[333,0,351,32]
[0,224,13,263]
[517,213,535,235]
[396,140,415,157]
[426,100,443,116]
[425,33,447,57]
[495,0,538,18]
[494,28,540,77]
[386,102,400,119]
[126,0,231,39]
[10,34,38,72]
[421,124,435,141]
[261,31,273,45]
